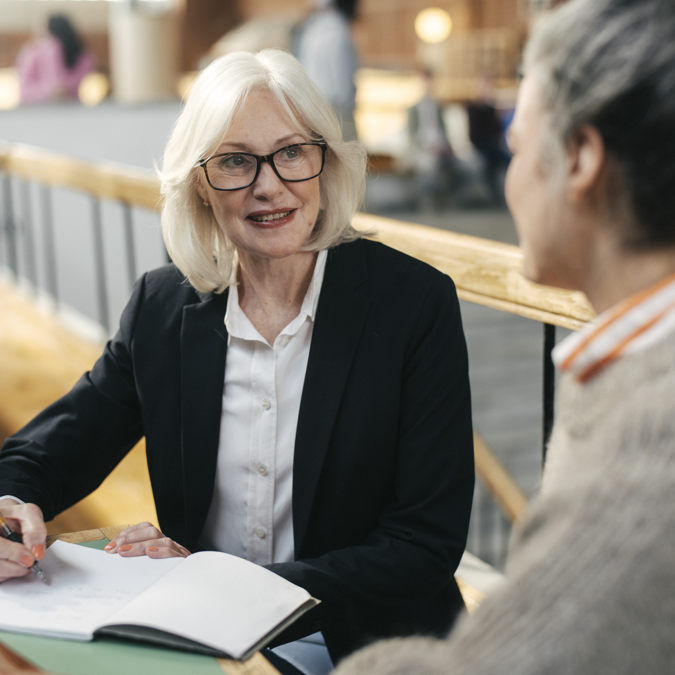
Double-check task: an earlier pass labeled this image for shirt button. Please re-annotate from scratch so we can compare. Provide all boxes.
[262,399,271,410]
[255,527,266,539]
[258,464,268,476]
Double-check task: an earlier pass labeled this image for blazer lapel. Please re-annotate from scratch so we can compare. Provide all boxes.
[180,289,229,549]
[293,241,371,555]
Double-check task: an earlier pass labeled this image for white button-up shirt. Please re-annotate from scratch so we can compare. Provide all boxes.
[198,250,328,566]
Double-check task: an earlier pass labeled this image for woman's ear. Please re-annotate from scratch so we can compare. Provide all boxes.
[566,124,606,204]
[194,172,210,205]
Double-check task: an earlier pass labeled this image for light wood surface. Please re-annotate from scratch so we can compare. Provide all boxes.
[0,642,43,674]
[217,652,279,675]
[352,212,595,331]
[0,142,161,212]
[455,578,486,615]
[47,524,133,547]
[473,431,528,524]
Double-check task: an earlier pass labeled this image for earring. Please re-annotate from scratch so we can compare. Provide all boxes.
[203,201,210,207]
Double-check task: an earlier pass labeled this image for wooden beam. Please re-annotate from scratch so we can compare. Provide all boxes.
[473,431,528,524]
[0,143,162,211]
[0,142,596,333]
[353,212,595,330]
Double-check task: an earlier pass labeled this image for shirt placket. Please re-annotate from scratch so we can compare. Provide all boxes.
[247,340,276,565]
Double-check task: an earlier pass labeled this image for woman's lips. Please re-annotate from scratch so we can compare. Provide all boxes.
[247,209,296,228]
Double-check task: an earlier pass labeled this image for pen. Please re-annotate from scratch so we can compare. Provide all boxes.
[0,511,47,584]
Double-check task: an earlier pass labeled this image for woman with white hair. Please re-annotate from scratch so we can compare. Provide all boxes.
[0,50,474,673]
[333,0,675,673]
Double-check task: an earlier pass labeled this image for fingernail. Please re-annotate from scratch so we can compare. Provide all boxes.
[148,547,159,552]
[32,545,45,560]
[119,545,132,552]
[21,555,34,567]
[104,542,116,551]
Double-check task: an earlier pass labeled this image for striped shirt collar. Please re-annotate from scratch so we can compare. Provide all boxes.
[553,272,675,383]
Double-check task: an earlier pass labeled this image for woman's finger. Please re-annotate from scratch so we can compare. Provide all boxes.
[116,536,190,559]
[0,538,38,583]
[104,521,162,552]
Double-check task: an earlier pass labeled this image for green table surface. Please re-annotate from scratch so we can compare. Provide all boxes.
[0,539,226,675]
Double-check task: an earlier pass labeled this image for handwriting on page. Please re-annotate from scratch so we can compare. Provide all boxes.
[0,540,181,638]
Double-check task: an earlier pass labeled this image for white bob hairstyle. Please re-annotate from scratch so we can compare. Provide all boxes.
[158,49,367,294]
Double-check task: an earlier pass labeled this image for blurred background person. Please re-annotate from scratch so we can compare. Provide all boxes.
[293,0,359,141]
[16,14,95,105]
[407,69,465,212]
[466,76,511,204]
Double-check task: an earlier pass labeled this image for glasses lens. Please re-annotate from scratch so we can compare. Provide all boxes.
[205,153,258,190]
[272,144,324,181]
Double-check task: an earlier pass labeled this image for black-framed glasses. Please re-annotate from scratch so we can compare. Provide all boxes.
[197,142,327,191]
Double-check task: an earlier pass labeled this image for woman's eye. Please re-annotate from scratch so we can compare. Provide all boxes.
[281,147,301,160]
[223,155,247,168]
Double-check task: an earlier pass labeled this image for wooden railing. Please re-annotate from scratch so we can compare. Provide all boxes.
[0,142,595,542]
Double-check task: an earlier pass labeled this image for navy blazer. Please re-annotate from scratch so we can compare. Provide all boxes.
[0,238,474,662]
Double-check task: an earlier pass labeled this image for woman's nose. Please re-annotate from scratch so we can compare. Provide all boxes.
[251,160,284,198]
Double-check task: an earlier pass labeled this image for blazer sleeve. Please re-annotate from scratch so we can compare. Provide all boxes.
[268,271,474,618]
[0,276,147,521]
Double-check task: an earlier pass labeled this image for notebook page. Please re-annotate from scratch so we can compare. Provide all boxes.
[0,540,182,640]
[104,550,314,659]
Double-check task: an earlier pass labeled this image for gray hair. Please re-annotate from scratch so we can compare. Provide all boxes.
[524,0,675,249]
[158,49,367,293]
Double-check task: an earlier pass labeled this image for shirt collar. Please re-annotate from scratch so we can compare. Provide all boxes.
[553,272,675,383]
[225,249,328,344]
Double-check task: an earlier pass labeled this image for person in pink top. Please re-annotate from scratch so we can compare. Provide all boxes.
[16,14,95,104]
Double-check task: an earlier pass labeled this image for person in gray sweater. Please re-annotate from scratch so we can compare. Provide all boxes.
[334,0,675,672]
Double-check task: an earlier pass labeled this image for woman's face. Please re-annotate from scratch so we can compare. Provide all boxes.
[505,73,589,290]
[196,89,321,265]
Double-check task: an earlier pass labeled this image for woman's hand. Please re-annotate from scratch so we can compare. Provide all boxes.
[104,522,190,559]
[0,499,47,583]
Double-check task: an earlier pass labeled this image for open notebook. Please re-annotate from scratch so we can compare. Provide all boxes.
[0,540,318,661]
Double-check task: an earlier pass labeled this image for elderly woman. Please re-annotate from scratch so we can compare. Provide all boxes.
[332,0,675,673]
[0,50,474,672]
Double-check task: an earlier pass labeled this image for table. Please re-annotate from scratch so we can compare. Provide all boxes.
[0,526,279,675]
[1,527,501,674]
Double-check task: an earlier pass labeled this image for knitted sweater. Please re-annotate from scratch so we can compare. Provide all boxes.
[335,334,675,674]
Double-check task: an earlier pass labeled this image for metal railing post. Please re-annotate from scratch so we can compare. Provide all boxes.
[2,175,19,277]
[19,180,38,290]
[40,185,59,306]
[122,203,137,291]
[91,197,110,333]
[542,323,556,466]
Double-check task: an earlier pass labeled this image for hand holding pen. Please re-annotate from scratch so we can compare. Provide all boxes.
[0,501,47,584]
